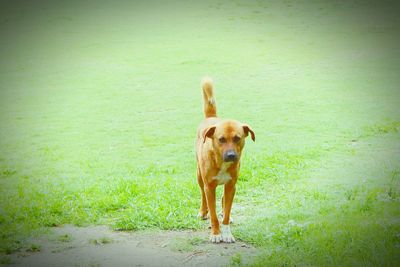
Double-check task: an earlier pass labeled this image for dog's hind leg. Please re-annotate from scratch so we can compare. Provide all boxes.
[197,167,208,220]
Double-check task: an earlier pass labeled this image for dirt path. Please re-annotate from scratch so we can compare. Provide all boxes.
[7,225,258,267]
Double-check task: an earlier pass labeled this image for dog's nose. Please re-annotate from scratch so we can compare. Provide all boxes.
[224,150,237,162]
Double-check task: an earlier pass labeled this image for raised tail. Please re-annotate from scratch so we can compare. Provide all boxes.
[201,77,217,118]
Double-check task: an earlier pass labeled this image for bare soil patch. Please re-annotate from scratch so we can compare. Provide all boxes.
[7,225,258,266]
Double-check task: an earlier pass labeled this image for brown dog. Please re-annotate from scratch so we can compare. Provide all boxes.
[196,78,255,243]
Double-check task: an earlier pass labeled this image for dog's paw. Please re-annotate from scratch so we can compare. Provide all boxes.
[221,224,235,243]
[209,233,222,243]
[197,212,209,220]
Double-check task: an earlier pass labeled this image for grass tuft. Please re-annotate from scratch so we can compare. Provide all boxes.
[89,237,112,246]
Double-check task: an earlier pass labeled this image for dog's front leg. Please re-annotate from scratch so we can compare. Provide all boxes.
[204,184,221,243]
[221,182,236,243]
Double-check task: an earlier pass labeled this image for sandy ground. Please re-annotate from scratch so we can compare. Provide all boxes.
[6,225,258,267]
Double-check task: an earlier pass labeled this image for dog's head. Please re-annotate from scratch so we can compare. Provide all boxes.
[203,120,255,162]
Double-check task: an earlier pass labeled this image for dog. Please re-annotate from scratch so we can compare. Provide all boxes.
[196,78,255,243]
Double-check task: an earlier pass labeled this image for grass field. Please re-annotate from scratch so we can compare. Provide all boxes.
[1,0,400,266]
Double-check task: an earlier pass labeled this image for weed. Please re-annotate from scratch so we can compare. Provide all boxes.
[57,234,72,243]
[89,237,112,245]
[230,253,243,267]
[0,256,12,265]
[26,244,41,252]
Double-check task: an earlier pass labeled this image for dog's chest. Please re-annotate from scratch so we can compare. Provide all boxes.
[213,163,233,185]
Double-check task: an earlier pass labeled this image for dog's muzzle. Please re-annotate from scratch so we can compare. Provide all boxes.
[223,150,238,162]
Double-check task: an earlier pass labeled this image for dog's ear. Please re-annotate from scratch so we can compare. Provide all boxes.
[243,124,255,142]
[203,126,216,143]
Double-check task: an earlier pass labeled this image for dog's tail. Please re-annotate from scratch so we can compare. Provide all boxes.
[202,77,217,118]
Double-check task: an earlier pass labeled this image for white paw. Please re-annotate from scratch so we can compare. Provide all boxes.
[221,224,235,243]
[209,234,222,243]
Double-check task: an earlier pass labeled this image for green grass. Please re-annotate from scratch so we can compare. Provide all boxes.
[1,0,400,266]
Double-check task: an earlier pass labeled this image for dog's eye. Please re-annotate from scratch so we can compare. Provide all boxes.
[219,137,227,143]
[233,136,241,143]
